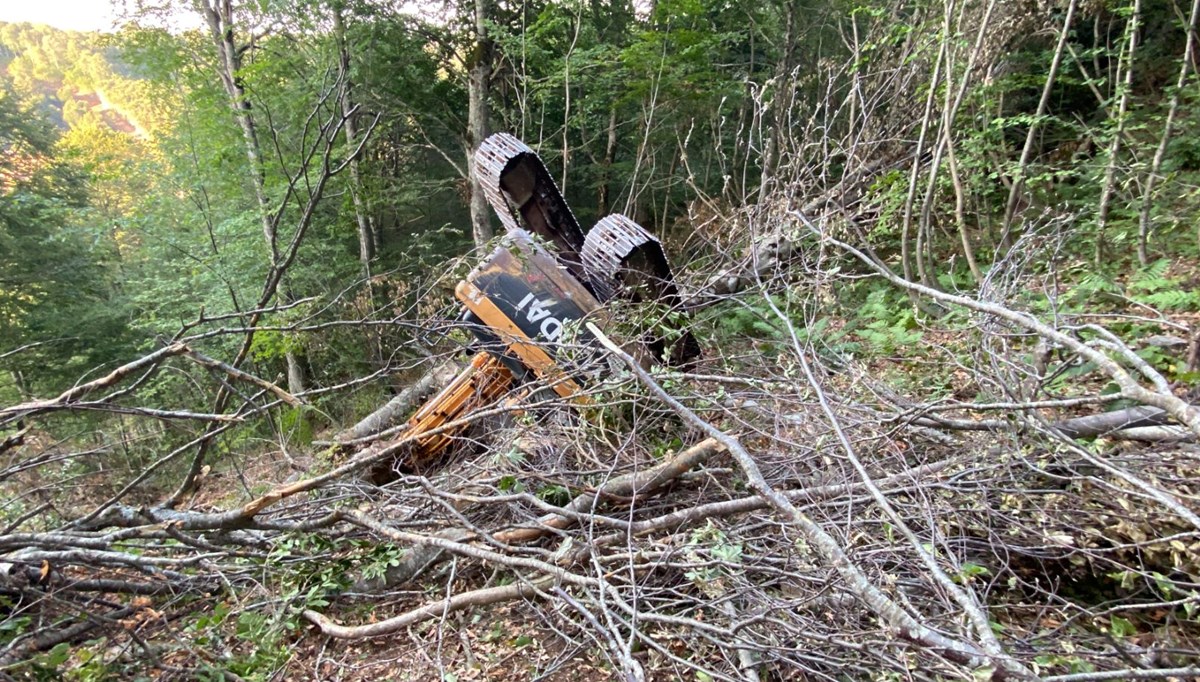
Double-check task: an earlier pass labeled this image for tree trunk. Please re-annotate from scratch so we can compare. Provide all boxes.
[198,0,306,393]
[899,24,945,287]
[946,142,982,283]
[466,0,494,248]
[1000,0,1076,249]
[598,106,617,216]
[198,0,274,260]
[1137,0,1198,265]
[762,0,799,189]
[333,1,375,275]
[1095,0,1142,269]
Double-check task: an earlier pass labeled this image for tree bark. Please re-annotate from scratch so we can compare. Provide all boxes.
[598,105,617,216]
[1095,0,1142,268]
[197,0,306,393]
[332,0,376,274]
[197,0,275,260]
[1000,0,1077,249]
[1137,0,1199,265]
[466,0,495,247]
[762,0,799,189]
[333,359,461,443]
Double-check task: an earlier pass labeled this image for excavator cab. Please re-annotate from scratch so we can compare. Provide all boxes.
[456,229,606,403]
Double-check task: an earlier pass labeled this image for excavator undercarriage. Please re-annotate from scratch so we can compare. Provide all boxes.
[367,133,699,480]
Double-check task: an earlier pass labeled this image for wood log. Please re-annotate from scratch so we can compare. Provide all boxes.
[346,438,724,592]
[335,358,461,443]
[910,406,1175,439]
[1052,406,1171,438]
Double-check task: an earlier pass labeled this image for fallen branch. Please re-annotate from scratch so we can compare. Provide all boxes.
[340,511,595,587]
[493,437,724,543]
[572,457,960,559]
[349,527,472,593]
[0,343,188,421]
[351,437,725,591]
[1043,667,1200,682]
[182,348,303,407]
[0,605,137,669]
[306,577,552,639]
[760,288,1013,663]
[1107,425,1193,442]
[906,406,1175,439]
[330,358,461,443]
[1053,407,1174,439]
[0,426,28,456]
[812,219,1200,440]
[80,390,561,531]
[584,322,1030,678]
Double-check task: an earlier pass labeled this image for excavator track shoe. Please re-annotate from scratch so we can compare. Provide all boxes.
[582,214,701,367]
[474,134,589,284]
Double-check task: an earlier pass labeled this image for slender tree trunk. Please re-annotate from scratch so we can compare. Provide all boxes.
[1000,0,1077,250]
[1138,0,1199,265]
[917,1,959,289]
[946,143,981,283]
[198,0,275,260]
[331,1,385,371]
[598,106,617,216]
[900,21,947,286]
[763,0,799,190]
[561,6,581,193]
[1096,0,1142,269]
[914,0,998,289]
[333,1,375,276]
[467,0,494,247]
[197,0,306,393]
[8,371,29,402]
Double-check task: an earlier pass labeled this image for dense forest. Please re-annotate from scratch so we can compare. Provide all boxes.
[2,0,1200,678]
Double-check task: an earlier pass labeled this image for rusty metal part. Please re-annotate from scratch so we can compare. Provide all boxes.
[475,133,589,285]
[582,214,701,368]
[367,351,515,480]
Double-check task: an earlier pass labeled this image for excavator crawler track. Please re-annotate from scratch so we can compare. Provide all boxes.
[475,134,590,285]
[582,214,701,368]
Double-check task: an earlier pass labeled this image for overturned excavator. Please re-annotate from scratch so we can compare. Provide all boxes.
[368,134,700,481]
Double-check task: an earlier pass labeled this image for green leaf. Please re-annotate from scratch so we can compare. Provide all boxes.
[44,641,71,668]
[1109,616,1136,638]
[960,562,989,578]
[513,634,534,647]
[953,561,989,584]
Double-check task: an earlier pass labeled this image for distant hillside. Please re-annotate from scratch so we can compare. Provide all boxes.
[0,21,155,139]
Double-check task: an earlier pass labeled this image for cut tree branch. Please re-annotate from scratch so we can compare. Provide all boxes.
[584,322,1031,678]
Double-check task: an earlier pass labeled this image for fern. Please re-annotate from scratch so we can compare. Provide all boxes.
[1126,259,1199,310]
[852,287,923,353]
[1128,258,1173,293]
[1138,289,1200,311]
[1071,271,1120,298]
